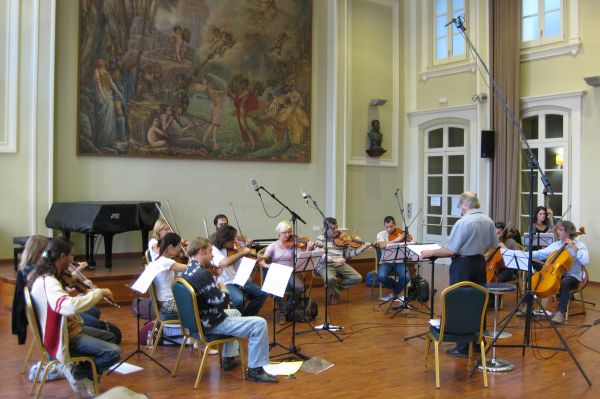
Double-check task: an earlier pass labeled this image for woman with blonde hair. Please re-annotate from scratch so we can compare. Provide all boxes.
[258,220,313,324]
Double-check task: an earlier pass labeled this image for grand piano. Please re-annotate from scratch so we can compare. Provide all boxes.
[45,201,160,268]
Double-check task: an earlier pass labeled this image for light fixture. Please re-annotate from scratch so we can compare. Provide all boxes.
[583,76,600,87]
[471,93,488,103]
[555,150,564,168]
[369,99,387,107]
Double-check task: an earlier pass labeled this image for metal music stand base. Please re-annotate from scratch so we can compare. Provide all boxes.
[108,296,170,375]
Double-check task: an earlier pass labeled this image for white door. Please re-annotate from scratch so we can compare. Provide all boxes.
[423,125,468,245]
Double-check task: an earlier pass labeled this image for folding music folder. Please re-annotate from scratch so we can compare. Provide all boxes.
[502,249,530,271]
[523,232,554,249]
[380,243,420,263]
[295,250,324,272]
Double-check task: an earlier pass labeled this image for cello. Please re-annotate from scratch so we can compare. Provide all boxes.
[484,246,504,283]
[531,225,586,298]
[531,243,573,298]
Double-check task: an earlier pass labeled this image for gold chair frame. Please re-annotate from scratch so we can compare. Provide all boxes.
[147,279,181,356]
[170,278,246,388]
[424,281,489,389]
[24,287,99,399]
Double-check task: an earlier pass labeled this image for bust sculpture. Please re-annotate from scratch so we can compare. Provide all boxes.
[366,119,386,157]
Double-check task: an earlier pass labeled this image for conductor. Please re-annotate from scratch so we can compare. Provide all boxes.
[420,191,497,357]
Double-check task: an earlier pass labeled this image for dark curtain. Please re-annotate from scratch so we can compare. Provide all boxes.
[490,0,521,228]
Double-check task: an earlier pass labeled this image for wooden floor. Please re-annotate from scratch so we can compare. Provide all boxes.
[3,260,600,398]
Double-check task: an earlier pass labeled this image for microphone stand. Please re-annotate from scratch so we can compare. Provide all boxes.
[450,16,590,386]
[252,184,310,360]
[301,193,343,342]
[388,191,429,318]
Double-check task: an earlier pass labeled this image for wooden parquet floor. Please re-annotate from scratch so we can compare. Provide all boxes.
[3,278,600,398]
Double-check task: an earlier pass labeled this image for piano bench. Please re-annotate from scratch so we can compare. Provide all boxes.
[12,236,30,271]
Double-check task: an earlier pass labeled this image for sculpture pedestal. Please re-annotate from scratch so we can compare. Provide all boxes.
[366,148,386,158]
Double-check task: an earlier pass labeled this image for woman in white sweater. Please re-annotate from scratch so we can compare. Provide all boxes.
[28,237,121,398]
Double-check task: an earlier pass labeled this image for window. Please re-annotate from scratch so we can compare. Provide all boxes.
[434,0,466,64]
[424,125,467,241]
[521,0,563,47]
[519,112,568,232]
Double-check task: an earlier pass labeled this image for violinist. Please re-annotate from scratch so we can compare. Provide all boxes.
[12,235,122,347]
[180,237,278,383]
[148,233,188,320]
[148,218,172,261]
[314,217,367,305]
[212,225,267,316]
[531,220,588,324]
[28,237,121,398]
[258,220,313,324]
[210,214,253,246]
[375,216,411,299]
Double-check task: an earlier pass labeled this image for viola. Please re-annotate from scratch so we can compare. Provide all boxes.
[531,243,574,298]
[59,264,119,307]
[388,228,414,243]
[484,246,504,283]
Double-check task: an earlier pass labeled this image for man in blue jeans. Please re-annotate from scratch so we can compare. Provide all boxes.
[182,237,277,383]
[376,216,411,299]
[211,225,267,316]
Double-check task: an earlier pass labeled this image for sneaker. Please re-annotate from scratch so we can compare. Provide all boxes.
[64,364,80,395]
[246,367,278,383]
[515,309,525,317]
[551,311,565,325]
[74,377,96,398]
[193,342,219,355]
[222,356,240,371]
[533,309,552,317]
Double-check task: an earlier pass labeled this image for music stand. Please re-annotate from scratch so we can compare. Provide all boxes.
[294,249,327,338]
[523,232,554,249]
[108,275,170,375]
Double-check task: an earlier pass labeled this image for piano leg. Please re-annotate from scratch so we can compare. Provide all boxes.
[141,230,150,252]
[103,233,115,268]
[86,234,96,269]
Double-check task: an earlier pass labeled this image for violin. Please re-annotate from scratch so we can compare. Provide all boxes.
[59,264,119,307]
[388,227,414,243]
[227,242,257,258]
[333,231,371,249]
[282,235,311,249]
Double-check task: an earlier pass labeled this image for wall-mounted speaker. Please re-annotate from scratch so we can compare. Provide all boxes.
[481,130,495,158]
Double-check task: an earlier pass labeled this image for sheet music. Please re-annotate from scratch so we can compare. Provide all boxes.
[407,244,442,257]
[130,262,164,294]
[261,262,293,297]
[501,249,530,271]
[232,257,256,286]
[380,243,419,262]
[523,232,554,249]
[295,249,324,272]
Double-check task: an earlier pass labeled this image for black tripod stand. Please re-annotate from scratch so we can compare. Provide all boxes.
[301,190,343,341]
[251,179,310,360]
[448,15,591,386]
[108,293,170,375]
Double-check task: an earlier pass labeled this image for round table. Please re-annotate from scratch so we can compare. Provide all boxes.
[479,282,516,373]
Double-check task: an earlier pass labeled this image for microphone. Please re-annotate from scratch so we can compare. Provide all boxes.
[300,188,309,203]
[250,178,260,192]
[444,17,457,28]
[394,188,399,197]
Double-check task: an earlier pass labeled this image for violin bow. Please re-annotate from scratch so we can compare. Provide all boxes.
[166,200,182,236]
[155,203,175,232]
[203,217,210,237]
[229,202,246,240]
